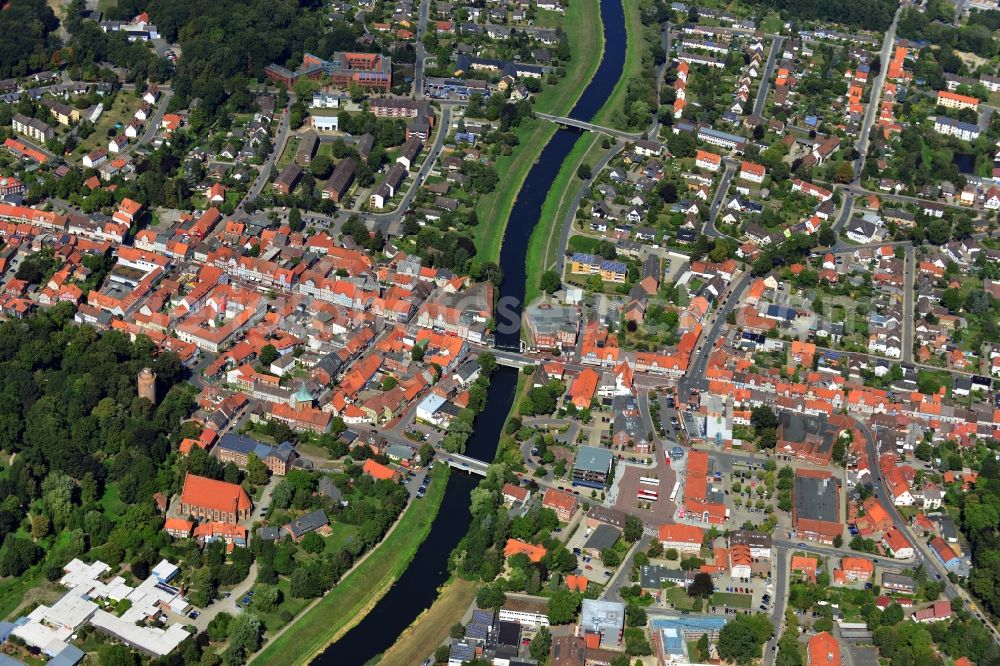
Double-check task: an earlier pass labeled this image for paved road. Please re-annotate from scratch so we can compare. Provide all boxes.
[414,0,431,99]
[760,546,789,666]
[902,245,914,363]
[678,270,754,396]
[132,88,174,151]
[858,418,1000,642]
[238,95,293,212]
[853,6,902,181]
[554,143,626,275]
[704,163,736,239]
[753,36,784,117]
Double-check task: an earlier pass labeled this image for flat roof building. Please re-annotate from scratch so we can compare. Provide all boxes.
[573,445,614,489]
[579,599,625,649]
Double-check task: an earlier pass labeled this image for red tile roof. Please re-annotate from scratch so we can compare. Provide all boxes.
[180,473,251,514]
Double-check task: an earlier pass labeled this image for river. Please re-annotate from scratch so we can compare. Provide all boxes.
[494,0,627,350]
[311,0,627,660]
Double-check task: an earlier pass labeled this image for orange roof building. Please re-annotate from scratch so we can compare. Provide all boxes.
[179,473,252,524]
[569,368,598,409]
[658,524,704,554]
[807,631,841,666]
[362,459,401,482]
[791,556,818,582]
[504,538,547,563]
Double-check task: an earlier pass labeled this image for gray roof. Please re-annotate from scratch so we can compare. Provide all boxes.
[574,445,613,474]
[283,509,329,539]
[881,572,915,589]
[579,599,625,636]
[639,564,687,588]
[318,477,342,501]
[583,524,621,552]
[218,433,296,463]
[794,473,839,523]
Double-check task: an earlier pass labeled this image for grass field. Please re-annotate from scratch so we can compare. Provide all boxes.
[665,587,696,610]
[710,592,753,609]
[377,578,478,666]
[473,0,604,265]
[250,466,450,665]
[74,93,136,159]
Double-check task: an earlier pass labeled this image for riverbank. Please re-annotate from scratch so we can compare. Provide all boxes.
[522,0,648,305]
[374,372,528,665]
[249,465,450,665]
[473,0,605,265]
[376,578,478,666]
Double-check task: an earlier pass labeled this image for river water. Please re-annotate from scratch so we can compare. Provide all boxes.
[312,0,627,661]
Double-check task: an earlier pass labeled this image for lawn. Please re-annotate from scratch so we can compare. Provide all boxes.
[99,484,126,522]
[473,0,604,265]
[276,137,300,169]
[323,523,358,555]
[377,578,478,666]
[259,579,312,634]
[759,12,783,34]
[74,92,136,159]
[664,586,696,610]
[250,466,450,665]
[710,592,753,609]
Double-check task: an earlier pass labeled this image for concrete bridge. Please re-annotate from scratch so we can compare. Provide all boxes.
[440,452,490,476]
[534,112,646,141]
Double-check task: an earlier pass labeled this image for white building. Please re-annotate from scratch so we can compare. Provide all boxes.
[312,115,339,132]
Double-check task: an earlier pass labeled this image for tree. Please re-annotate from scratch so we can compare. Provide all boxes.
[547,588,581,624]
[577,163,592,179]
[259,344,279,367]
[288,207,303,232]
[833,534,844,548]
[601,547,622,567]
[301,531,324,554]
[476,583,507,611]
[717,614,773,665]
[540,270,562,294]
[626,602,647,627]
[228,612,263,656]
[251,583,280,614]
[751,406,779,430]
[99,644,138,666]
[689,572,715,598]
[246,453,269,485]
[696,633,710,662]
[623,515,643,542]
[310,154,332,179]
[529,626,552,659]
[624,627,653,656]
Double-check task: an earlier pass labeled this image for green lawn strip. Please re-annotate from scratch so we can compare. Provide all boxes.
[522,132,599,305]
[710,592,753,609]
[522,0,647,306]
[595,0,646,129]
[664,586,695,610]
[250,466,450,665]
[473,0,604,264]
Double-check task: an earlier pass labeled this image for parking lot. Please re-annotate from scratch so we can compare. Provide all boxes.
[611,465,677,527]
[565,524,617,585]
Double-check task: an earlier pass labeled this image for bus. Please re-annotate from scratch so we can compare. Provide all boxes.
[669,481,680,502]
[637,489,659,501]
[639,476,660,487]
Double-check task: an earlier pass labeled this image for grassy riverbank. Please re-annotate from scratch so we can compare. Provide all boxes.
[377,578,478,666]
[473,0,605,264]
[522,0,647,307]
[250,465,450,666]
[375,371,529,664]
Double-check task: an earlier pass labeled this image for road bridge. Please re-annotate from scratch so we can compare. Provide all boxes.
[440,452,490,476]
[534,112,646,141]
